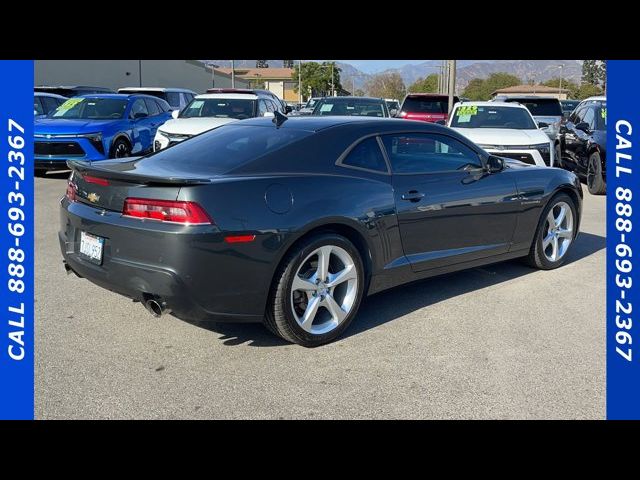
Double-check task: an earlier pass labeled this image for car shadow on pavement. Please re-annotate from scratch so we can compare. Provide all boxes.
[36,171,70,180]
[180,232,606,348]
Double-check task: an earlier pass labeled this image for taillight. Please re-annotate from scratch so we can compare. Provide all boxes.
[122,198,212,225]
[66,181,77,202]
[83,175,110,186]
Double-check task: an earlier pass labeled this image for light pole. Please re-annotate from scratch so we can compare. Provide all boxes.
[558,64,564,99]
[298,60,302,103]
[231,60,235,88]
[447,60,457,114]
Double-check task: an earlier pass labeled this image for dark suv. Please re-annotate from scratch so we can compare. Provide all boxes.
[398,93,458,123]
[558,96,607,195]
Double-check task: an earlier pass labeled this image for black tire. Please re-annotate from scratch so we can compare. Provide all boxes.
[525,192,577,270]
[586,152,606,195]
[110,138,131,159]
[265,233,365,347]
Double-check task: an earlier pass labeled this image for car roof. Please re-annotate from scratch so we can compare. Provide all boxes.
[35,92,67,99]
[318,96,385,102]
[237,115,435,132]
[195,93,257,100]
[583,96,606,101]
[502,96,559,100]
[118,87,196,93]
[76,93,156,100]
[405,93,452,98]
[454,101,527,109]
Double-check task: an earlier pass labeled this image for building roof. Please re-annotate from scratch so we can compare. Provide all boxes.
[216,67,294,79]
[492,84,569,95]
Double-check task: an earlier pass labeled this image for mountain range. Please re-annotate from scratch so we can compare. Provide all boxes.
[202,60,584,92]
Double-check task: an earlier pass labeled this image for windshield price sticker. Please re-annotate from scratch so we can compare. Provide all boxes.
[456,105,478,116]
[57,98,83,112]
[320,104,333,112]
[602,107,607,119]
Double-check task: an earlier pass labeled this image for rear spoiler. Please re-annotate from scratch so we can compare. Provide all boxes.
[67,159,213,185]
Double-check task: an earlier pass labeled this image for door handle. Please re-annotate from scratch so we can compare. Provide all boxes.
[401,190,425,202]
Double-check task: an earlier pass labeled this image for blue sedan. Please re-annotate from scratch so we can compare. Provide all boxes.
[34,94,172,172]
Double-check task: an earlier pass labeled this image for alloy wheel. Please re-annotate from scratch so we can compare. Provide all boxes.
[542,201,574,262]
[587,156,597,189]
[290,245,359,335]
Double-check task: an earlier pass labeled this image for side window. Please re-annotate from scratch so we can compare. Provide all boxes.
[341,137,388,173]
[144,98,161,116]
[257,99,269,116]
[266,100,276,112]
[165,92,181,108]
[130,98,149,119]
[381,133,482,174]
[34,97,44,115]
[582,107,595,129]
[42,96,59,113]
[156,99,170,112]
[570,106,585,124]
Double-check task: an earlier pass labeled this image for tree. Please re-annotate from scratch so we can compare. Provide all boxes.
[354,89,366,97]
[283,60,294,69]
[408,74,439,93]
[462,73,521,100]
[576,83,604,99]
[256,60,269,68]
[364,72,405,100]
[291,62,342,97]
[543,77,580,99]
[582,60,606,88]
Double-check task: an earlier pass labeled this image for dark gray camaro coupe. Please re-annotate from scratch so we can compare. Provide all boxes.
[60,116,583,346]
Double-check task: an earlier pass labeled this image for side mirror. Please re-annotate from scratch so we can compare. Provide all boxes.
[133,111,148,119]
[263,111,275,117]
[435,119,446,125]
[537,121,549,129]
[285,105,292,114]
[575,122,590,132]
[485,155,505,173]
[389,108,398,117]
[171,109,179,119]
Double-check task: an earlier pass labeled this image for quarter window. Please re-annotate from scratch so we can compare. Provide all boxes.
[381,133,481,174]
[341,137,388,173]
[34,97,44,115]
[258,99,269,116]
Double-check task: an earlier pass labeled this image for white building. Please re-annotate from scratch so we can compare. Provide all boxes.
[35,60,249,93]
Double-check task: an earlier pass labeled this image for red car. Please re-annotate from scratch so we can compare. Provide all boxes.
[398,93,459,123]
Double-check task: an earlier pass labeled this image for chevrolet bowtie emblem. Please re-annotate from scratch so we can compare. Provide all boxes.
[87,192,100,203]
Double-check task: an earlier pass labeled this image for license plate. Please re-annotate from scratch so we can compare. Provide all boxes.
[79,231,104,264]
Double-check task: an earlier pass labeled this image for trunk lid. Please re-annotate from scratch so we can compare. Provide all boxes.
[68,158,210,212]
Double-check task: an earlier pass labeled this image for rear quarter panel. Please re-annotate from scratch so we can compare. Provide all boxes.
[177,172,399,314]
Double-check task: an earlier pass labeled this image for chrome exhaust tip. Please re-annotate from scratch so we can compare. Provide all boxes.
[143,298,170,317]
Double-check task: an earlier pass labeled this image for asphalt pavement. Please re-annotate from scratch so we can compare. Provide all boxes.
[35,172,606,419]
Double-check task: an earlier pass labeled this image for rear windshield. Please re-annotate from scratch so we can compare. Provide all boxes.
[141,124,313,174]
[450,105,537,130]
[401,96,453,114]
[561,100,580,113]
[180,98,255,119]
[312,98,387,117]
[505,98,562,116]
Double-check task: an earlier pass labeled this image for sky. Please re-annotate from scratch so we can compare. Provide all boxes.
[327,60,428,73]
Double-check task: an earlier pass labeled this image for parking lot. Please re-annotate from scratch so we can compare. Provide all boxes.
[35,173,606,419]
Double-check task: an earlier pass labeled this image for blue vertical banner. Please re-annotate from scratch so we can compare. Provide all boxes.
[607,60,640,419]
[0,60,34,419]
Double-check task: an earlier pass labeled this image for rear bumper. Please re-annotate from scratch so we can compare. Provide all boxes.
[58,198,267,323]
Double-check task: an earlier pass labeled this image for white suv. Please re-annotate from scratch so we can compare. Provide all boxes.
[153,91,280,151]
[447,101,554,167]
